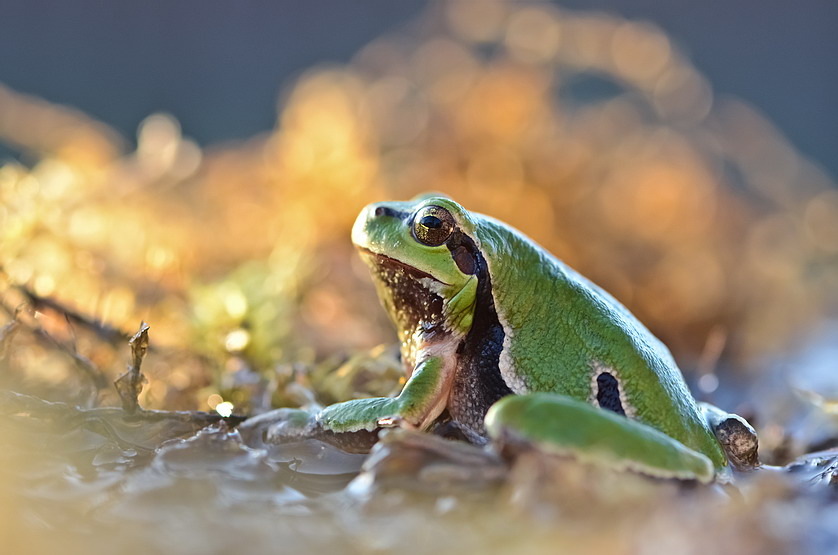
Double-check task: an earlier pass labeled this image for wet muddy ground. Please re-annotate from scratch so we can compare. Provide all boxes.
[2,387,836,555]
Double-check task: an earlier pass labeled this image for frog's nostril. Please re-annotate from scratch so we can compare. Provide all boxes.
[371,205,407,219]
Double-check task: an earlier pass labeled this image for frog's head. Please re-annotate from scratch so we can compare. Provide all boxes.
[352,195,482,347]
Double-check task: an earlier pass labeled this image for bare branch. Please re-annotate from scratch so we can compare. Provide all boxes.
[17,285,131,345]
[0,297,110,391]
[0,389,247,451]
[0,319,19,360]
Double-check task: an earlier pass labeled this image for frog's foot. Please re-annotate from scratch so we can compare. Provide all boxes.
[236,407,316,443]
[700,402,760,471]
[486,393,716,484]
[238,407,380,454]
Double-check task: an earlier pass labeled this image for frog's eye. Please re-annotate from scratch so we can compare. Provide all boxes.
[412,205,455,247]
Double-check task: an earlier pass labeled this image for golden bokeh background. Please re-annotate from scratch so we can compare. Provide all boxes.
[2,0,836,415]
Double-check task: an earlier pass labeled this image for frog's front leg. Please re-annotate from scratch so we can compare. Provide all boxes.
[485,393,716,484]
[256,355,453,453]
[318,355,452,433]
[700,402,759,471]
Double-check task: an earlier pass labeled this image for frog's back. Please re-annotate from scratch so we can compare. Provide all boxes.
[472,215,726,467]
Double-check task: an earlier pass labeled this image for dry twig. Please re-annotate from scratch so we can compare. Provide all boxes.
[0,297,110,392]
[18,284,131,345]
[0,319,19,360]
[114,321,150,415]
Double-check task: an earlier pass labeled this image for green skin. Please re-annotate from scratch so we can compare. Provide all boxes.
[306,195,751,483]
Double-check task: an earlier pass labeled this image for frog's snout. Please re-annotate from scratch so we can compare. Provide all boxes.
[351,203,376,248]
[352,202,407,249]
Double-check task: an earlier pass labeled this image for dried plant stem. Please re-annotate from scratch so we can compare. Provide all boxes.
[114,321,150,415]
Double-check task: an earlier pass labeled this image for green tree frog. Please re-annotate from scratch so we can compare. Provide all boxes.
[281,195,758,483]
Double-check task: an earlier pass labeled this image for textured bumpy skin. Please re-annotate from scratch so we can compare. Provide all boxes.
[343,195,729,477]
[486,394,715,483]
[469,215,727,469]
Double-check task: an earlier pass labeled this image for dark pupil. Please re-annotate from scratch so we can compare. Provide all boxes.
[420,215,442,229]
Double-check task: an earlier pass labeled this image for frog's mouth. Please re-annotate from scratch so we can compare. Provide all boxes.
[357,248,449,286]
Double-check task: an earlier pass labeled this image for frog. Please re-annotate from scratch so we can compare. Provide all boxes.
[270,194,758,484]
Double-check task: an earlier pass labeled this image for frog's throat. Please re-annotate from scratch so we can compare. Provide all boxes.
[361,242,515,437]
[359,249,454,362]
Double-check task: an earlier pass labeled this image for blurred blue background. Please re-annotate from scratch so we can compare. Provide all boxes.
[1,0,836,177]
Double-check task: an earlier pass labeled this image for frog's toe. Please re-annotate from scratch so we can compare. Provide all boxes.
[713,415,760,471]
[700,403,760,471]
[264,408,320,442]
[376,415,404,428]
[241,407,380,454]
[236,407,318,446]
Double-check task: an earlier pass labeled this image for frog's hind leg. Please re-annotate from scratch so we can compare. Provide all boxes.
[700,402,760,471]
[485,393,716,483]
